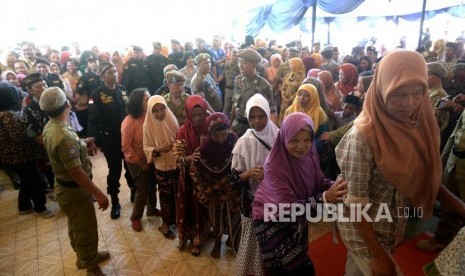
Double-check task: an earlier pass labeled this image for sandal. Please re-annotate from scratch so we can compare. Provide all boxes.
[158,226,176,240]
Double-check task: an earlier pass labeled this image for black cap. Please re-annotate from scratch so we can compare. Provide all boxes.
[133,46,143,52]
[34,57,50,66]
[86,53,98,62]
[344,94,361,106]
[23,73,45,88]
[171,39,180,45]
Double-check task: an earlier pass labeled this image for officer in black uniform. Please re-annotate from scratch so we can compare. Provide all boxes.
[88,61,135,219]
[168,39,185,69]
[34,57,64,89]
[146,42,168,93]
[75,53,101,136]
[121,46,149,95]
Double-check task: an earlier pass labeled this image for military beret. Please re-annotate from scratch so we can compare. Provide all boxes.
[133,45,143,52]
[23,73,45,88]
[344,94,361,106]
[427,62,447,78]
[35,57,50,66]
[237,49,261,63]
[171,39,180,45]
[288,47,300,53]
[194,53,211,65]
[153,42,162,49]
[99,61,115,76]
[39,87,67,113]
[163,64,179,76]
[166,71,186,83]
[86,53,98,62]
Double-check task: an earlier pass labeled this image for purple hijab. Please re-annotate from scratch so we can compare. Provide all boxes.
[253,112,329,220]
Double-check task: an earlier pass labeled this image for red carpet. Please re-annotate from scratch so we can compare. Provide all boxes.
[308,232,438,276]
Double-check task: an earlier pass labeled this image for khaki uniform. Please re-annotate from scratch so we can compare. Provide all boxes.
[164,92,190,126]
[437,112,465,244]
[42,118,99,266]
[231,74,275,137]
[428,86,449,131]
[222,60,240,116]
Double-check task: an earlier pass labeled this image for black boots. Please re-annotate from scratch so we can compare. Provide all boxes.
[110,195,120,219]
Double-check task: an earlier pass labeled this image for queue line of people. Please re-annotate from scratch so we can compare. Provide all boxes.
[2,37,465,276]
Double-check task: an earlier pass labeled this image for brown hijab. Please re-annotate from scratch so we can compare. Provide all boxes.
[355,49,441,216]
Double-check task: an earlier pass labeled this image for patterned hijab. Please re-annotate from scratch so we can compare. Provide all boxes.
[197,112,237,177]
[287,58,305,82]
[355,49,441,216]
[285,84,327,131]
[143,95,180,171]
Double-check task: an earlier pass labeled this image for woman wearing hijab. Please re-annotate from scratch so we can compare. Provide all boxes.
[336,63,358,98]
[122,89,156,232]
[284,84,328,155]
[0,81,53,217]
[266,53,283,115]
[190,112,240,258]
[318,70,341,112]
[335,50,465,275]
[252,112,346,275]
[232,94,279,276]
[173,95,209,255]
[279,58,306,125]
[143,95,180,239]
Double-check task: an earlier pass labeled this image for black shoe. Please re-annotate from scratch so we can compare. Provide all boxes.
[130,188,136,203]
[110,203,121,219]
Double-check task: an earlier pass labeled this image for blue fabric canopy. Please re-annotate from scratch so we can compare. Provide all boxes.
[245,0,365,36]
[244,0,465,36]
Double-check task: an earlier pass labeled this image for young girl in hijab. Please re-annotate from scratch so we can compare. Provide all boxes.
[232,94,279,276]
[252,112,346,275]
[173,95,209,255]
[284,84,328,154]
[190,112,240,258]
[143,95,179,239]
[279,57,305,125]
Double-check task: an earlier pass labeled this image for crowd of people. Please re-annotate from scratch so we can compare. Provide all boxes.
[1,34,465,276]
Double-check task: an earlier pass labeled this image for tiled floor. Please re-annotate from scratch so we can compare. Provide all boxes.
[0,151,333,276]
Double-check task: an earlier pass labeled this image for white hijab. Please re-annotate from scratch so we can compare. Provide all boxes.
[143,95,179,171]
[231,93,279,194]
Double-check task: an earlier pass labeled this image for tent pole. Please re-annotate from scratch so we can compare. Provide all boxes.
[312,3,316,47]
[327,20,331,45]
[418,0,427,50]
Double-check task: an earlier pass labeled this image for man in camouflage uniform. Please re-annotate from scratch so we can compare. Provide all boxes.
[222,48,240,117]
[164,71,190,126]
[190,53,223,112]
[230,48,277,137]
